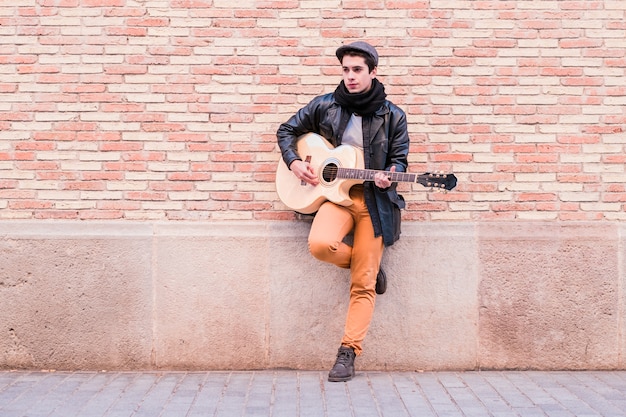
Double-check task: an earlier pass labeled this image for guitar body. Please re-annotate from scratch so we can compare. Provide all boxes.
[276,133,364,214]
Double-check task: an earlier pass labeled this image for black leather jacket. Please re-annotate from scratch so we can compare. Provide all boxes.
[277,92,410,246]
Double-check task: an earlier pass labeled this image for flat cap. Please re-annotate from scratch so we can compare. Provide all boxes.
[335,41,379,66]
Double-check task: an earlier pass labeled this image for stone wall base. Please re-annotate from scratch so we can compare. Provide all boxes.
[1,221,624,371]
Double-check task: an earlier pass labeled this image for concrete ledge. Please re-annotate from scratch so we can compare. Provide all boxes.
[477,222,622,370]
[0,221,624,371]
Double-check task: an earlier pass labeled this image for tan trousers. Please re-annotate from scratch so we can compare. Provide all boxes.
[308,185,384,356]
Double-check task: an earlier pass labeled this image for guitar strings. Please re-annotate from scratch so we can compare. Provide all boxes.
[321,164,454,189]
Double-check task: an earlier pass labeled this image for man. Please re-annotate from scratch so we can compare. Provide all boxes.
[276,41,409,382]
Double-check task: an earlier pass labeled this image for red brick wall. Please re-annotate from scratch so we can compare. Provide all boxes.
[1,1,625,221]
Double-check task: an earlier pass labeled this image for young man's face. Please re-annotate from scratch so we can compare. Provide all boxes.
[341,55,377,94]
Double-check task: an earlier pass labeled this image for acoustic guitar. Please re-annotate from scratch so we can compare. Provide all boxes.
[275,133,457,214]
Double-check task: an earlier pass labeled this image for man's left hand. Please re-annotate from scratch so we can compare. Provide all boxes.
[374,166,396,189]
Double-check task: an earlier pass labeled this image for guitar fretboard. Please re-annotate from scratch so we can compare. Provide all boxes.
[336,168,418,183]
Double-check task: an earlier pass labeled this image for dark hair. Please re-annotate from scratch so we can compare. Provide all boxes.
[340,50,377,72]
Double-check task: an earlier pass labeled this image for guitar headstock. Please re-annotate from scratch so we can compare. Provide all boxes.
[417,172,457,191]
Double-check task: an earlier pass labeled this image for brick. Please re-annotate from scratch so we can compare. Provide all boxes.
[0,1,623,222]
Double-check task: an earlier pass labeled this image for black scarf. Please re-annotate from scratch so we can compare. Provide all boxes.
[333,78,387,116]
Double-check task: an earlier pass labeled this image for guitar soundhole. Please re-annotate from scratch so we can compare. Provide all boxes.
[322,163,338,183]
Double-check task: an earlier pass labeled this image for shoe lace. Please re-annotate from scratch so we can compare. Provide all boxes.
[335,348,353,366]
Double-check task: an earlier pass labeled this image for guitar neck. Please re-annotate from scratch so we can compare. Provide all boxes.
[337,167,418,183]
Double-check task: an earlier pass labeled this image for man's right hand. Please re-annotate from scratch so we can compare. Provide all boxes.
[289,159,319,186]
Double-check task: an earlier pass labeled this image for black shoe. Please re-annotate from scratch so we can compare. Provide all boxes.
[375,267,387,295]
[328,346,355,382]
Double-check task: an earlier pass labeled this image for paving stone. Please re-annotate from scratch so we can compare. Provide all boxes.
[1,371,626,416]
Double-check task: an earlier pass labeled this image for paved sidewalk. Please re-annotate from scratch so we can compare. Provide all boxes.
[1,370,625,417]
